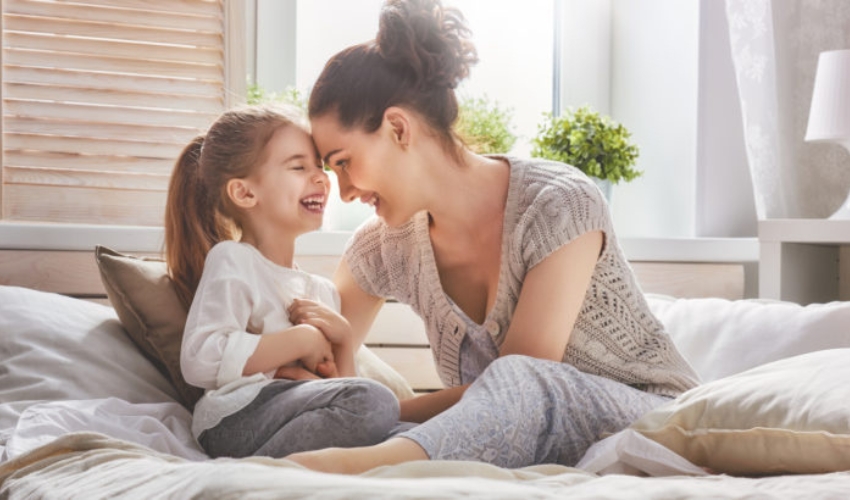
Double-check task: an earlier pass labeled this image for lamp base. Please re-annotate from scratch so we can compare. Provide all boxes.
[828,190,850,220]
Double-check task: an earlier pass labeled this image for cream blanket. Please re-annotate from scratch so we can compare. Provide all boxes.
[2,432,850,499]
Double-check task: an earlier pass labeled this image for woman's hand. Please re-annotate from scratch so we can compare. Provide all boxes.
[289,298,353,347]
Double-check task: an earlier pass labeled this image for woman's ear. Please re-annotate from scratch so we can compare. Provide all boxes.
[226,178,257,208]
[384,107,410,148]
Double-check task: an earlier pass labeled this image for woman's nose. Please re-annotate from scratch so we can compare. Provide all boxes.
[337,175,358,203]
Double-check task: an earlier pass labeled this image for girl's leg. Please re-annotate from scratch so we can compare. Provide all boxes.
[200,377,399,458]
[288,355,669,473]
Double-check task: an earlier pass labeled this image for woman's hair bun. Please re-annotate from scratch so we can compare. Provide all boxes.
[377,0,478,90]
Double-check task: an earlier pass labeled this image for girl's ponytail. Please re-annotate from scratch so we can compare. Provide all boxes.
[164,135,232,308]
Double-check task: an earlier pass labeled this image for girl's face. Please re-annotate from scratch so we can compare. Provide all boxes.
[246,125,329,236]
[310,113,414,228]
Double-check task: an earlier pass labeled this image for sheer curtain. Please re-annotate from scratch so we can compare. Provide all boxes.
[726,0,850,219]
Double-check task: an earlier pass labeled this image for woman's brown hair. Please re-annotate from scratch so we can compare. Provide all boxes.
[308,0,477,157]
[164,105,307,308]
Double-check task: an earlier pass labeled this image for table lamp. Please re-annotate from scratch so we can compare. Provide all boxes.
[805,49,850,219]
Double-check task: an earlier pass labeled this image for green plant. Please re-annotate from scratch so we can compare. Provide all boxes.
[531,106,641,184]
[246,82,307,111]
[455,95,517,154]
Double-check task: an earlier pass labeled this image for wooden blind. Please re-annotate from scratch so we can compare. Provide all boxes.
[0,0,245,226]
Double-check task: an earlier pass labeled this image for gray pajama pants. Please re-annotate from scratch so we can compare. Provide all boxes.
[198,377,401,458]
[399,354,671,468]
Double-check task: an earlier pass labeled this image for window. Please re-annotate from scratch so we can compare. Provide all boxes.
[0,0,245,226]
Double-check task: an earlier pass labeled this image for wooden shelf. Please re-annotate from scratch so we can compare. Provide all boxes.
[758,219,850,304]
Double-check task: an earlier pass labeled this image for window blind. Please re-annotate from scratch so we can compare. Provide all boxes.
[1,0,245,226]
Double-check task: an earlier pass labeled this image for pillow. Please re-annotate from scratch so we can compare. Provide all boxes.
[0,286,179,433]
[95,246,203,409]
[94,246,415,408]
[645,293,850,382]
[630,348,850,475]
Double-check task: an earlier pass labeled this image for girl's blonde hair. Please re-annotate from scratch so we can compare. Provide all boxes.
[164,104,307,308]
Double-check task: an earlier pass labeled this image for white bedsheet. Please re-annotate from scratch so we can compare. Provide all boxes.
[2,398,206,462]
[1,397,705,478]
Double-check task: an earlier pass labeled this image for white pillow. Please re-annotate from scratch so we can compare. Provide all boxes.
[0,286,180,433]
[645,293,850,382]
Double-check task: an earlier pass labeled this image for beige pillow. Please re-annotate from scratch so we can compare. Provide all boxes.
[94,246,414,410]
[95,246,203,409]
[630,348,850,475]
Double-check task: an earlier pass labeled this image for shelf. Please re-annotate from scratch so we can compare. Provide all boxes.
[758,219,850,304]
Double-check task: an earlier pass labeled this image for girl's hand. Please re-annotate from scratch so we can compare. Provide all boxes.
[273,359,339,380]
[293,323,334,373]
[289,299,353,346]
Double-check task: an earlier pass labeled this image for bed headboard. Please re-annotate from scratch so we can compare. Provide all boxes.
[0,247,746,392]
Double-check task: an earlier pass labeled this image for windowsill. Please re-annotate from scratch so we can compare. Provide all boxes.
[0,222,351,256]
[0,221,760,262]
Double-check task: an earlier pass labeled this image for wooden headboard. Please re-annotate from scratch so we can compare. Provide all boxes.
[0,248,746,392]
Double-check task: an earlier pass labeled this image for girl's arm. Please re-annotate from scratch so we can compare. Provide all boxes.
[182,275,334,390]
[243,324,333,376]
[398,230,603,423]
[288,298,357,377]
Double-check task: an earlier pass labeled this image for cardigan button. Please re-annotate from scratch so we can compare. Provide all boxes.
[484,320,500,336]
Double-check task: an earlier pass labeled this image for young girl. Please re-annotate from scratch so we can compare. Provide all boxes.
[164,104,400,459]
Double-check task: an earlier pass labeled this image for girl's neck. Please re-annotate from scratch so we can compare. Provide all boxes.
[240,228,297,269]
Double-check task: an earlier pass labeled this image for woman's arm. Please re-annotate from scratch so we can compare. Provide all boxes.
[399,385,468,423]
[398,230,603,422]
[499,230,603,359]
[333,259,386,348]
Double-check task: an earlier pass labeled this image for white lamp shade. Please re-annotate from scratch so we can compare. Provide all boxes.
[805,49,850,144]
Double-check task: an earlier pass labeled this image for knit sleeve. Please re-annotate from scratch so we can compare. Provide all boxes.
[343,217,393,299]
[518,171,612,271]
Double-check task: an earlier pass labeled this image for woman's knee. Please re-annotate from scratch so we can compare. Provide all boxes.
[481,354,545,380]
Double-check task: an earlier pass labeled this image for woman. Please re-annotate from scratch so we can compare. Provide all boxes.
[287,0,699,473]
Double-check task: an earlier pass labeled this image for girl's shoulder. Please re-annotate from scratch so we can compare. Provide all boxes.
[205,240,252,263]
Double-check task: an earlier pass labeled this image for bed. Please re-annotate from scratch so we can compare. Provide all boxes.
[2,246,850,499]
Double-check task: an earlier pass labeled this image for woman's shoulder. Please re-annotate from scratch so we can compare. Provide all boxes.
[504,156,606,218]
[506,155,597,197]
[345,213,422,255]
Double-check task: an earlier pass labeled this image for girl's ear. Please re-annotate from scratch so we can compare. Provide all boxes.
[226,178,257,208]
[384,107,410,148]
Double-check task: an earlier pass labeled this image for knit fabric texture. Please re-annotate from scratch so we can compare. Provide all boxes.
[344,156,700,397]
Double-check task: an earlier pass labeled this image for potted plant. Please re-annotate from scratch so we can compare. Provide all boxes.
[455,95,517,154]
[530,106,641,200]
[246,82,306,109]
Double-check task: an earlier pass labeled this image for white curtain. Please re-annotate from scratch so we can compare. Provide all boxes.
[726,0,850,219]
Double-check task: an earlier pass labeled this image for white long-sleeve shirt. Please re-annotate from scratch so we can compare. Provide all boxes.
[181,240,340,438]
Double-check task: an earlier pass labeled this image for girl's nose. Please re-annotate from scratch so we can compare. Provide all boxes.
[315,169,329,185]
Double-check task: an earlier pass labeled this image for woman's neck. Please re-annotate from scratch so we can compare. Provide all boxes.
[426,150,510,241]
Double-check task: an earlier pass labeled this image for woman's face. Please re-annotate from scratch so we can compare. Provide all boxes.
[311,113,415,227]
